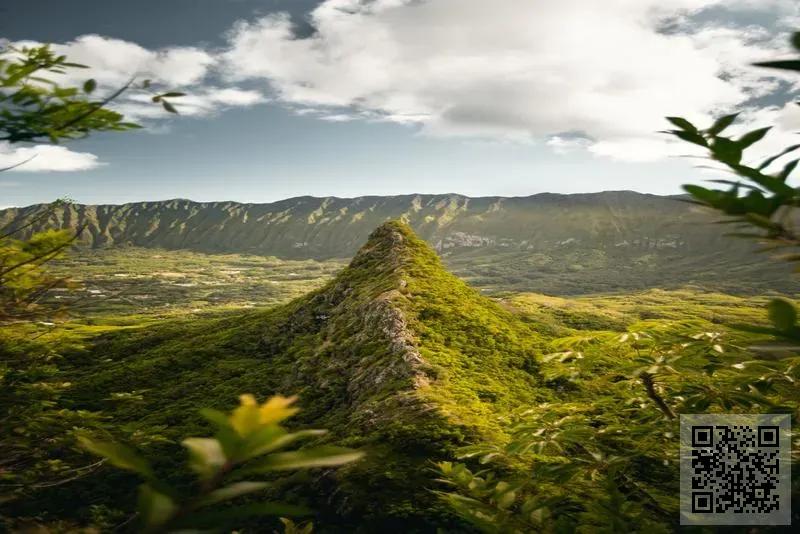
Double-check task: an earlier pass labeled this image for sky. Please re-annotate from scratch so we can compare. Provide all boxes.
[1,0,800,207]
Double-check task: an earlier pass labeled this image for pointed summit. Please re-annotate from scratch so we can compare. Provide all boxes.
[348,220,437,271]
[59,221,549,533]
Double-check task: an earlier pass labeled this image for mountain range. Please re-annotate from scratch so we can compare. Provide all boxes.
[1,191,796,295]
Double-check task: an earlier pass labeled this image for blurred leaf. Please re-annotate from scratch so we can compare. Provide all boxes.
[706,113,739,136]
[137,484,176,528]
[78,436,155,479]
[82,79,96,94]
[244,446,364,473]
[736,126,771,149]
[757,144,800,171]
[768,298,797,332]
[665,117,697,132]
[752,60,800,72]
[776,158,799,181]
[161,100,178,114]
[199,408,232,430]
[710,137,743,165]
[183,437,227,480]
[240,427,327,461]
[744,213,779,231]
[662,129,707,147]
[197,481,269,507]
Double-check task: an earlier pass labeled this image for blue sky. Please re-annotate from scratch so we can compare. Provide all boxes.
[1,0,799,207]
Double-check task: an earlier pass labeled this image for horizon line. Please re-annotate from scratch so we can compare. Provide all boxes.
[0,189,689,211]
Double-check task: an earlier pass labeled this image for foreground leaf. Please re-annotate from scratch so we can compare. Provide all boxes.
[78,436,155,478]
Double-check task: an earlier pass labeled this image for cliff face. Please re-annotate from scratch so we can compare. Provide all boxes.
[0,192,754,258]
[46,221,548,533]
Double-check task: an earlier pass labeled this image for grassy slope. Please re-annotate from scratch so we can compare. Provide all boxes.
[15,222,551,533]
[3,223,783,533]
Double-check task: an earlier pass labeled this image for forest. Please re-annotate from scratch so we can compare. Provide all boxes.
[1,25,799,534]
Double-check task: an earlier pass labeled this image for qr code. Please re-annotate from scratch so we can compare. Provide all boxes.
[680,414,791,526]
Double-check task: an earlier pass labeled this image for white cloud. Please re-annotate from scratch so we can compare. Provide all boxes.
[13,35,216,88]
[4,35,269,172]
[112,87,267,120]
[220,0,800,162]
[7,35,266,128]
[0,143,103,172]
[546,136,593,155]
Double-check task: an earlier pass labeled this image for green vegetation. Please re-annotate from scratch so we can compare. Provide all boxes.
[0,42,188,525]
[43,247,347,318]
[3,30,800,534]
[2,191,798,296]
[0,42,183,147]
[3,221,797,533]
[2,222,550,532]
[432,30,800,534]
[78,393,362,534]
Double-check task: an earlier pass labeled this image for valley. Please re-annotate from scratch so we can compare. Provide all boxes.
[2,219,794,533]
[4,15,800,533]
[4,192,799,323]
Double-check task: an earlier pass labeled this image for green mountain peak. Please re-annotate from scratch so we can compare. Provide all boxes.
[40,221,548,532]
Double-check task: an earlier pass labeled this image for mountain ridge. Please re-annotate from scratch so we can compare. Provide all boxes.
[4,189,687,210]
[1,191,795,295]
[0,191,745,260]
[26,221,548,533]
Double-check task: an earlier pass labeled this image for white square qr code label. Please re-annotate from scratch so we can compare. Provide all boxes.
[680,414,791,526]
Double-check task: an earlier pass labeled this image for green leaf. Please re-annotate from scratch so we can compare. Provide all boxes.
[240,427,327,461]
[77,436,155,479]
[199,408,232,429]
[710,137,743,165]
[776,158,799,181]
[757,144,800,171]
[665,117,698,132]
[768,298,797,332]
[162,100,178,114]
[244,446,364,473]
[82,79,96,94]
[662,129,707,147]
[791,31,800,52]
[159,92,187,98]
[706,113,739,136]
[137,484,177,528]
[497,490,516,509]
[683,184,719,205]
[736,126,771,149]
[197,481,270,507]
[182,437,227,480]
[743,213,779,231]
[752,60,800,72]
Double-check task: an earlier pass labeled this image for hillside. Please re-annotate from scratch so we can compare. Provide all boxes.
[2,192,797,295]
[11,221,551,533]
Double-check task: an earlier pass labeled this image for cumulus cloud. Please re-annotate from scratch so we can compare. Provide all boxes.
[5,35,268,171]
[219,0,800,162]
[0,143,103,172]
